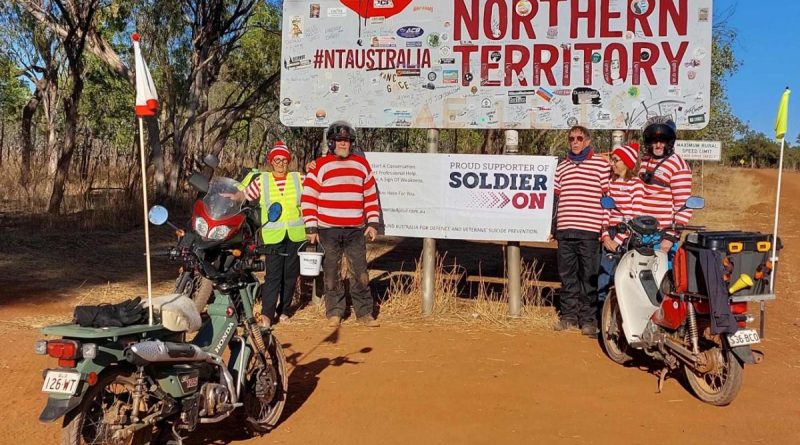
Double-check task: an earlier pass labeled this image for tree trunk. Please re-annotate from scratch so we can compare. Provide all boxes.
[48,69,84,214]
[0,120,5,167]
[20,88,43,187]
[146,117,167,200]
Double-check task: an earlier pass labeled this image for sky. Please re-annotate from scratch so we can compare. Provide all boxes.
[720,0,800,141]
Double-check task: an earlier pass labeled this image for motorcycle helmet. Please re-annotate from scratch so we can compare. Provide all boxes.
[642,116,677,158]
[326,121,357,151]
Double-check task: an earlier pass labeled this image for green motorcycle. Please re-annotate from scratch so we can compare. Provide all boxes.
[35,185,288,444]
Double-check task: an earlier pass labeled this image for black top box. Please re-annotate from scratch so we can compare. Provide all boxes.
[684,231,781,252]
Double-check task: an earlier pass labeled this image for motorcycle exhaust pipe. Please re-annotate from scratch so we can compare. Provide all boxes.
[126,341,210,365]
[126,341,239,405]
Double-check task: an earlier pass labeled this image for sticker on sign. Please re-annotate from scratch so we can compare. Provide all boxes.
[674,140,721,161]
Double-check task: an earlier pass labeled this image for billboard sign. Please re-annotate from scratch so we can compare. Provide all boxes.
[281,0,713,130]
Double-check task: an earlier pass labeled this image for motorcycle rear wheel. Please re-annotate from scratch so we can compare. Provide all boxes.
[600,290,633,364]
[683,344,743,406]
[61,370,154,445]
[241,333,288,434]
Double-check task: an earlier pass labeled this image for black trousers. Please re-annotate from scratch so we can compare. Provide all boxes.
[260,234,302,320]
[556,236,601,325]
[318,227,373,319]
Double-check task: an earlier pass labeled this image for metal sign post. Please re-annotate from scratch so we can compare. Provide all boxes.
[505,130,521,318]
[421,128,438,316]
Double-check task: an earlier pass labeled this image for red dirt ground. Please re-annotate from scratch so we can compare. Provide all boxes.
[1,168,798,444]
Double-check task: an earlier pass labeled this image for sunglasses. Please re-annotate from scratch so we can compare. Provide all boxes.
[568,135,585,142]
[611,156,622,163]
[272,158,289,164]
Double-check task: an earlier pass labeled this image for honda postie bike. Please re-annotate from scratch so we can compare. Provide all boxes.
[599,196,773,406]
[34,173,288,444]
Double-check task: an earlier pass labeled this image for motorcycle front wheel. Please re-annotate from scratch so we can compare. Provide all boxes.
[241,333,288,434]
[175,270,214,313]
[61,370,154,445]
[682,343,744,406]
[600,290,633,364]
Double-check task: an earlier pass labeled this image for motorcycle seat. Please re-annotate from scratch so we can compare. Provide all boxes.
[145,294,203,333]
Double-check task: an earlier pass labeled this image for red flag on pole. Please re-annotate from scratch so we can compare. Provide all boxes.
[132,33,159,117]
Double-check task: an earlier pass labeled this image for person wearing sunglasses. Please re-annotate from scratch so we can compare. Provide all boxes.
[550,126,611,336]
[637,117,693,254]
[598,143,646,306]
[238,140,307,328]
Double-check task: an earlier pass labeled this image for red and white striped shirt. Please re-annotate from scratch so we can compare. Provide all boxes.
[554,152,610,235]
[602,177,646,244]
[301,154,381,229]
[638,154,693,229]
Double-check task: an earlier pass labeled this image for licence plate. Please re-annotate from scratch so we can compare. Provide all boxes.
[727,329,761,347]
[41,370,81,395]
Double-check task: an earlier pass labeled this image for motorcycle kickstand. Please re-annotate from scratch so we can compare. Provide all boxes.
[656,367,669,394]
[166,424,186,445]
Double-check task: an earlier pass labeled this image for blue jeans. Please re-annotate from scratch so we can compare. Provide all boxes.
[597,249,618,303]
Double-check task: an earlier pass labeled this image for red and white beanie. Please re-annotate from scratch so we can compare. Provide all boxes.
[268,140,291,163]
[612,143,639,170]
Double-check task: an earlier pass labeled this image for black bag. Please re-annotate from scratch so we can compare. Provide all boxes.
[73,297,145,328]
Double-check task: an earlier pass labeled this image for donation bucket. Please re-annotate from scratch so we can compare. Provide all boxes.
[297,241,324,277]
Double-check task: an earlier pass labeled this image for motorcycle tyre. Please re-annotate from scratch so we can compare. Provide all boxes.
[241,333,289,434]
[61,370,154,445]
[175,271,214,313]
[682,345,744,406]
[600,290,633,365]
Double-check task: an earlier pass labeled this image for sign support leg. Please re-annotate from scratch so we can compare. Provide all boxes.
[504,130,522,318]
[422,128,439,316]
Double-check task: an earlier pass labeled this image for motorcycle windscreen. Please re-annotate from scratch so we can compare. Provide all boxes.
[203,177,245,219]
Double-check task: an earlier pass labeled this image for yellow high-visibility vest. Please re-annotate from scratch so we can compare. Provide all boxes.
[259,172,305,244]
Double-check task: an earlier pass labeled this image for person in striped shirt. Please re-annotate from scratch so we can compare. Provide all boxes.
[597,143,646,303]
[637,117,693,254]
[302,121,381,328]
[550,126,610,336]
[238,141,306,328]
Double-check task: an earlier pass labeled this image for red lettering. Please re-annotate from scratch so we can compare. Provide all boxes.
[512,193,546,209]
[481,45,502,87]
[562,46,571,85]
[512,193,528,209]
[533,45,558,86]
[504,44,530,87]
[603,43,628,84]
[627,0,655,36]
[484,0,508,40]
[600,0,622,38]
[659,0,688,36]
[632,42,659,85]
[540,0,567,27]
[574,43,601,85]
[570,0,596,38]
[662,41,688,85]
[325,50,335,69]
[454,0,479,41]
[421,49,431,68]
[512,0,537,39]
[345,50,355,69]
[385,49,397,69]
[454,45,479,86]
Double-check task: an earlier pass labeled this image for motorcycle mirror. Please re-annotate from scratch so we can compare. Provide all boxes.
[148,205,169,226]
[600,196,617,210]
[267,202,283,223]
[188,173,210,193]
[203,154,220,169]
[685,196,705,210]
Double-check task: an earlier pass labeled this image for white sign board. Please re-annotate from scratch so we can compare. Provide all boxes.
[281,0,713,130]
[674,140,721,161]
[365,152,557,241]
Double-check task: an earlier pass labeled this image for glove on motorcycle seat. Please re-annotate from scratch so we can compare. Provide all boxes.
[73,297,146,328]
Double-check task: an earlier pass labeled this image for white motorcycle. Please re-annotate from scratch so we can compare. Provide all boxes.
[599,196,773,406]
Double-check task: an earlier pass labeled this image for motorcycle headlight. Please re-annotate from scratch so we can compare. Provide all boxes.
[207,225,232,240]
[194,217,209,237]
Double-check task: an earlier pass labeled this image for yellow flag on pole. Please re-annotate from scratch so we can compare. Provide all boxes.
[775,88,790,140]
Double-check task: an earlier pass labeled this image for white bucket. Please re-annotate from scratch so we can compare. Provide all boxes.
[297,241,324,277]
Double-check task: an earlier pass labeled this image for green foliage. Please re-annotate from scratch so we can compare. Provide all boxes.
[0,54,28,117]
